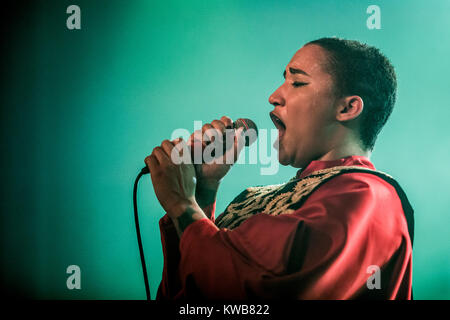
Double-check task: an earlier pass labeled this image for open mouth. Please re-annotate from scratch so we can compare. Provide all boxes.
[270,112,286,137]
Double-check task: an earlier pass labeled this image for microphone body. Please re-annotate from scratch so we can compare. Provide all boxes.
[141,118,258,174]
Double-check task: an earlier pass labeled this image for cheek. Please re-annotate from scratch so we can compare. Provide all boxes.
[285,84,335,132]
[286,95,308,123]
[286,99,317,134]
[306,89,336,126]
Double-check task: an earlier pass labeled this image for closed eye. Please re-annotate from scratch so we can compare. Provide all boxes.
[292,82,308,87]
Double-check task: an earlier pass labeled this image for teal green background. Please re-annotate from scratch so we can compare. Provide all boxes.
[1,0,449,299]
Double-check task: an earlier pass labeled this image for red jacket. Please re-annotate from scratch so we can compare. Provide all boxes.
[156,156,413,299]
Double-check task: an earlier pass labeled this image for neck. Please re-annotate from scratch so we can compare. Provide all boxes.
[317,143,371,163]
[316,126,371,161]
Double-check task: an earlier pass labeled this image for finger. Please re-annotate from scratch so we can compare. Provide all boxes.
[176,138,190,159]
[211,119,226,136]
[189,129,202,144]
[233,127,246,161]
[202,123,222,144]
[153,146,171,165]
[220,116,233,128]
[161,139,175,157]
[144,154,159,171]
[171,137,188,160]
[202,123,215,143]
[201,123,214,140]
[188,130,205,163]
[171,137,183,155]
[171,137,183,145]
[223,126,245,164]
[188,129,205,147]
[211,120,227,149]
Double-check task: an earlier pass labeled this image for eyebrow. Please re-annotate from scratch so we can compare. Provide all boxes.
[283,67,310,78]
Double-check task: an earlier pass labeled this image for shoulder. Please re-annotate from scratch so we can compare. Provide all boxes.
[299,170,407,232]
[306,170,401,205]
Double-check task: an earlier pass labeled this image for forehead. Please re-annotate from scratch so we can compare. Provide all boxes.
[287,44,331,76]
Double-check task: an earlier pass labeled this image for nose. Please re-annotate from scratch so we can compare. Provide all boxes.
[268,86,285,107]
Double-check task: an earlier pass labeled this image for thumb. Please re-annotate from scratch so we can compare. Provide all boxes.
[232,127,246,162]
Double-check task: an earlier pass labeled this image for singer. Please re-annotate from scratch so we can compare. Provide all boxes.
[144,38,413,300]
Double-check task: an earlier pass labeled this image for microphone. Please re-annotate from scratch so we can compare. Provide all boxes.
[140,118,258,174]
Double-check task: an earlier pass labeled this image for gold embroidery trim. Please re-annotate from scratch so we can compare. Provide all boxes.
[215,165,391,230]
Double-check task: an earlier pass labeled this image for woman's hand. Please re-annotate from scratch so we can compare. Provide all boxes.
[188,116,245,207]
[145,138,199,219]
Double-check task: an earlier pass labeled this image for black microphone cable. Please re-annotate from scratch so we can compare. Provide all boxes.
[133,167,151,300]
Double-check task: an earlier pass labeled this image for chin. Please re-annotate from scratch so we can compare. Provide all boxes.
[277,153,291,166]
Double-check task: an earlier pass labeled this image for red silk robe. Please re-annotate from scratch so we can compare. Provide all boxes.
[156,156,413,300]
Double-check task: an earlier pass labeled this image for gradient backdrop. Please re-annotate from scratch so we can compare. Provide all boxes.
[1,0,449,299]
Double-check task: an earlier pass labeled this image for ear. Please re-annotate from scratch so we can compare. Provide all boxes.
[336,95,364,122]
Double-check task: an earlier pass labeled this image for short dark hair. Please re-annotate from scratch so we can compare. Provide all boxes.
[306,37,397,151]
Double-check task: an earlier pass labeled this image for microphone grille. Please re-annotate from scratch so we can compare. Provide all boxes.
[234,118,258,146]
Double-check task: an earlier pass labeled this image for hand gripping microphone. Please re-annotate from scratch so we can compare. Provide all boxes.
[140,118,258,174]
[133,118,257,300]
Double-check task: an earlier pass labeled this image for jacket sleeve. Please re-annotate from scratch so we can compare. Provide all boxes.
[156,202,216,300]
[176,173,412,299]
